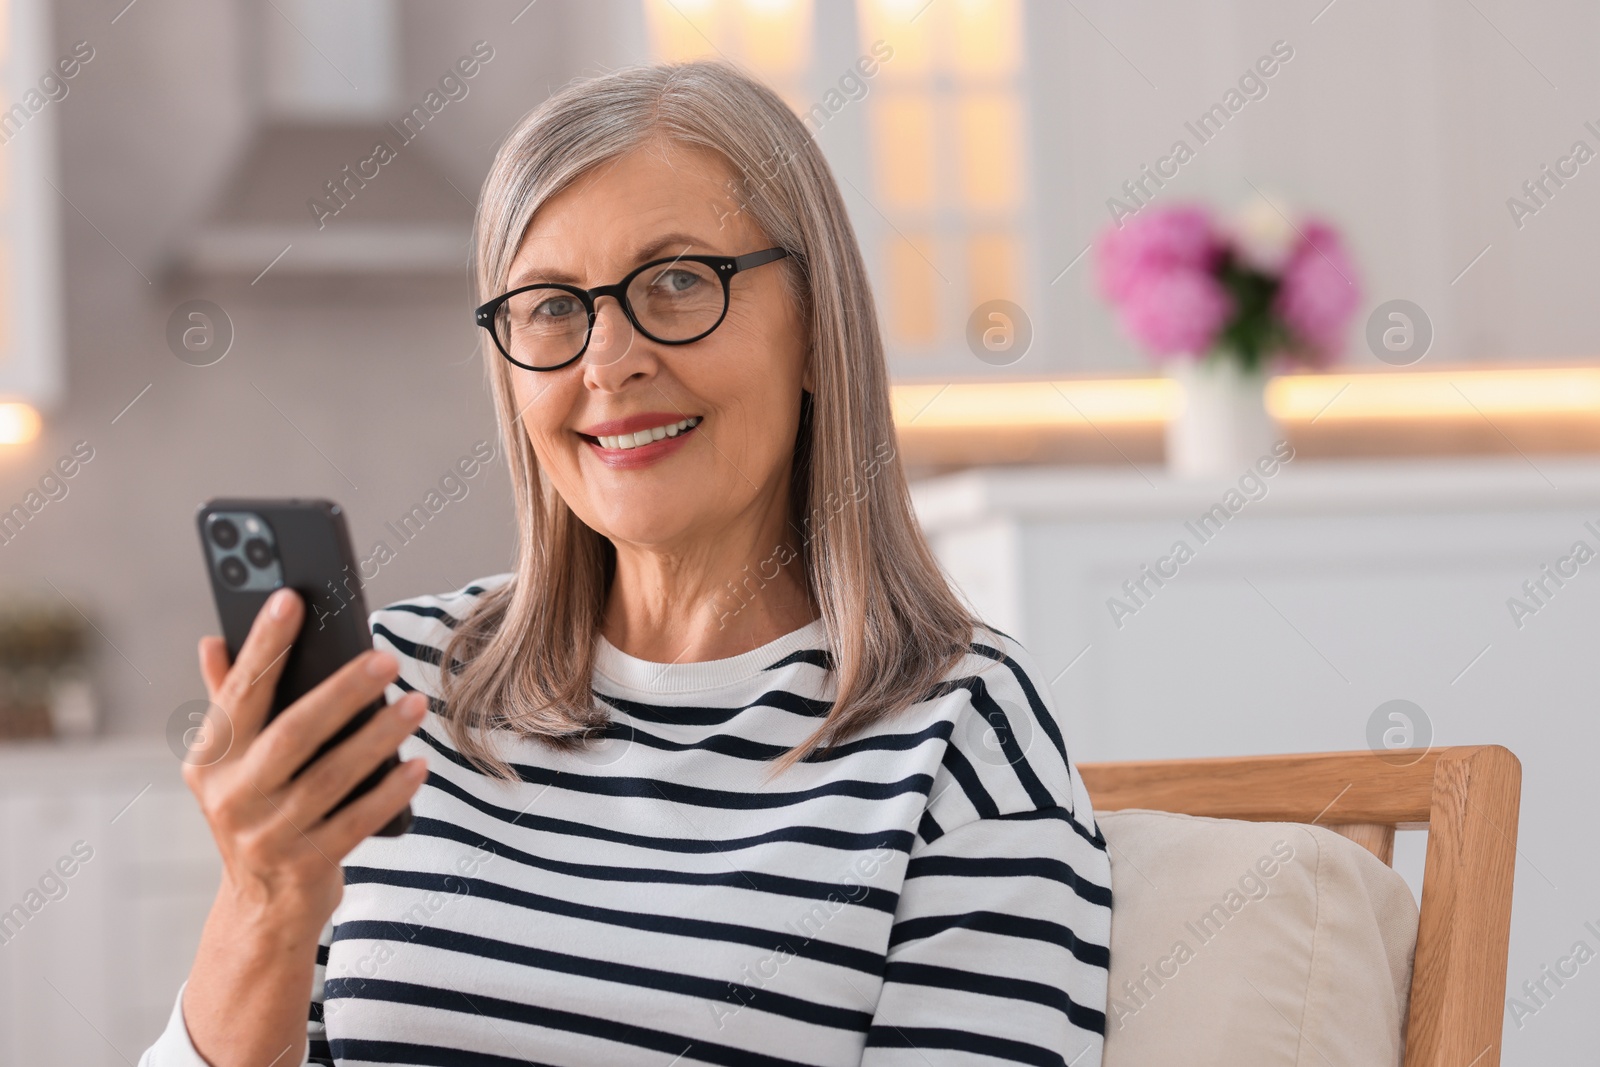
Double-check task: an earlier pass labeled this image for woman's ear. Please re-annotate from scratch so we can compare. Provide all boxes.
[801,348,815,393]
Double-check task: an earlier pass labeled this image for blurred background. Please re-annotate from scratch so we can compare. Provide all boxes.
[1,0,1597,1061]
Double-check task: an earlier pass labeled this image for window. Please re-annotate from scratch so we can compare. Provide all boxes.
[638,0,1031,370]
[856,0,1027,361]
[643,0,813,113]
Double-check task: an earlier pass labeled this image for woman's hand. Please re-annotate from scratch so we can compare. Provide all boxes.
[176,587,428,1065]
[184,585,429,937]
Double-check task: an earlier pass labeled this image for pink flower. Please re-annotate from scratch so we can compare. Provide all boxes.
[1115,268,1233,357]
[1095,206,1222,304]
[1275,220,1360,364]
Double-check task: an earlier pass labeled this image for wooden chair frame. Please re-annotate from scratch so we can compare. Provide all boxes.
[1078,745,1521,1067]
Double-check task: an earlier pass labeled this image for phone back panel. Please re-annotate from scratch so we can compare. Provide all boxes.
[197,498,373,720]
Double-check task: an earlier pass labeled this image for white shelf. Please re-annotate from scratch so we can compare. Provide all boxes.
[912,455,1600,533]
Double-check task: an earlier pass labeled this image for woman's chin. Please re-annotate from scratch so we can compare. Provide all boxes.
[589,501,704,548]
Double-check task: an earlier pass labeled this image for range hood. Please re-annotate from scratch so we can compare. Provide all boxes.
[177,120,475,279]
[175,0,473,280]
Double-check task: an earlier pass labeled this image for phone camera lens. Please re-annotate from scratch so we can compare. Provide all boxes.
[243,537,274,568]
[210,518,240,549]
[219,556,248,587]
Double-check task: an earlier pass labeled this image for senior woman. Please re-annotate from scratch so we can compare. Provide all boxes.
[142,61,1111,1067]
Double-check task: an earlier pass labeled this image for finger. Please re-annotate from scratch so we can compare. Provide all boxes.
[178,636,242,774]
[211,588,304,756]
[314,757,427,857]
[244,647,401,789]
[275,692,425,827]
[198,636,230,698]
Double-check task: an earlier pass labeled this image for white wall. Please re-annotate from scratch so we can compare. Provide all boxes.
[1018,0,1600,380]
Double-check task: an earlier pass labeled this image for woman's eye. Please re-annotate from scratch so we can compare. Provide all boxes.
[654,269,700,294]
[532,296,579,319]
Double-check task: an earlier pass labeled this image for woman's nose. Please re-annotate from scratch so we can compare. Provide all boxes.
[584,297,636,367]
[582,296,658,387]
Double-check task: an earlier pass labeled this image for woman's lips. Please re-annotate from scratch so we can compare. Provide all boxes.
[590,415,701,450]
[579,416,701,468]
[579,412,702,438]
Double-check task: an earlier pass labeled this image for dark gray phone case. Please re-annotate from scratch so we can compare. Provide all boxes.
[196,497,412,837]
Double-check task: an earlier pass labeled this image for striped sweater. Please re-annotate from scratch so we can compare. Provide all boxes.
[142,574,1112,1066]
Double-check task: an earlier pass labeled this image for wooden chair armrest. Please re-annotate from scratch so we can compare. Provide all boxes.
[1078,745,1522,1067]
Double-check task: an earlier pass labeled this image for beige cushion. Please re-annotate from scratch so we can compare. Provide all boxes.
[1098,809,1419,1066]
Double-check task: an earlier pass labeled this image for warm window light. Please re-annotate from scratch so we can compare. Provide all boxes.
[889,368,1600,434]
[892,379,1179,428]
[858,0,1024,351]
[645,0,724,63]
[859,0,933,78]
[1266,367,1600,421]
[644,0,809,69]
[0,402,42,445]
[967,231,1018,308]
[736,0,809,76]
[950,0,1018,80]
[886,234,941,344]
[873,93,937,208]
[643,0,811,113]
[956,91,1021,209]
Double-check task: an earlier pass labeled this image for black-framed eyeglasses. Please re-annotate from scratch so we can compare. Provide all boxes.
[474,246,792,372]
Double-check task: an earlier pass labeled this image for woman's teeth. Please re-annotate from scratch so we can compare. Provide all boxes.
[596,416,701,450]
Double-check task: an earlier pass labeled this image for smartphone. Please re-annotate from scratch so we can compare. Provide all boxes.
[196,497,412,837]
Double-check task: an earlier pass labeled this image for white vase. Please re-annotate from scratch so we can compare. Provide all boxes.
[1165,358,1278,479]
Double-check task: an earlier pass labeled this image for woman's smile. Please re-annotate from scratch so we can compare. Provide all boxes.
[577,412,703,469]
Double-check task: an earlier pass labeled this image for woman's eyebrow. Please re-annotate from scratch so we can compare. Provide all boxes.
[633,231,714,263]
[509,232,719,287]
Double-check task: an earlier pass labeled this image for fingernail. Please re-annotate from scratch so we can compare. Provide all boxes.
[365,651,398,678]
[269,588,294,618]
[399,695,426,722]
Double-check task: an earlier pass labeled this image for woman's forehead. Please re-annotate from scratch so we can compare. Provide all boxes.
[540,143,736,225]
[510,149,766,280]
